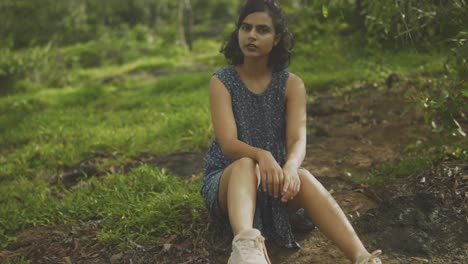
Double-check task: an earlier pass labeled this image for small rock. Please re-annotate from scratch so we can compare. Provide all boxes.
[163,243,172,253]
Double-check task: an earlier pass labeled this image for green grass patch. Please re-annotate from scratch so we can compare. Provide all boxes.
[349,138,464,185]
[291,35,446,92]
[0,165,206,248]
[0,72,212,180]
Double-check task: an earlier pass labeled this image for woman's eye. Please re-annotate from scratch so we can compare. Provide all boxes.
[257,27,269,34]
[241,24,251,31]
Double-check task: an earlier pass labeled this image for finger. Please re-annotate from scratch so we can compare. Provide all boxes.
[262,171,267,192]
[287,188,295,202]
[295,181,301,196]
[282,173,290,194]
[279,171,284,196]
[274,172,280,198]
[268,173,274,196]
[282,187,292,202]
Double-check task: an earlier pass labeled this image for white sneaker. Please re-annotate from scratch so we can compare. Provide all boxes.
[355,250,382,264]
[227,228,271,264]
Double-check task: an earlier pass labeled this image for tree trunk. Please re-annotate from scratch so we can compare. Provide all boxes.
[183,0,193,50]
[355,0,366,32]
[148,2,156,29]
[178,0,187,47]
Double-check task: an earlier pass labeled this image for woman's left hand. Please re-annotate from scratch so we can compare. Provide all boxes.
[281,162,301,202]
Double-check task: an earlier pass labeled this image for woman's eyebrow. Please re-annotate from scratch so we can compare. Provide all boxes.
[241,22,270,28]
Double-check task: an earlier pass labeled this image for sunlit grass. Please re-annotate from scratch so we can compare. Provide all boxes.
[290,35,445,92]
[0,72,212,180]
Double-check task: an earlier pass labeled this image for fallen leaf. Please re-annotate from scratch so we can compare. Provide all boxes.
[411,256,429,262]
[163,243,172,253]
[161,234,177,244]
[199,247,210,257]
[73,239,80,253]
[350,203,363,212]
[63,256,73,264]
[110,252,123,264]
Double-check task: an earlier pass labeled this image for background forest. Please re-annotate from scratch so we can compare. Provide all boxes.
[0,0,467,263]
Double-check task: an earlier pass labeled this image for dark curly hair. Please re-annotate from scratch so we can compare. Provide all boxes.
[221,0,294,72]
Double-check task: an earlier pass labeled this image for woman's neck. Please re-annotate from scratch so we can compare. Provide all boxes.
[237,57,271,79]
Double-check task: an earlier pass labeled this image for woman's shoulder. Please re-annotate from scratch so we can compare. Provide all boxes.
[210,65,237,92]
[213,65,235,78]
[285,71,306,95]
[286,72,303,83]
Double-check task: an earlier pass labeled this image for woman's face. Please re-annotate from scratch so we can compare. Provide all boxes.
[238,11,279,59]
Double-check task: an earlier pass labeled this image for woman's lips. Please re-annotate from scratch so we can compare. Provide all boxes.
[246,44,258,50]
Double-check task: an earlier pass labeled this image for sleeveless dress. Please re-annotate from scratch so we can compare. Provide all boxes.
[200,65,300,249]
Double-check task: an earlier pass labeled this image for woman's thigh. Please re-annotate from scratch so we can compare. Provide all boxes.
[218,157,260,213]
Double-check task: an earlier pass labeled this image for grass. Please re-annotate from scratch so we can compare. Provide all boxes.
[0,28,453,251]
[0,72,212,181]
[0,165,206,248]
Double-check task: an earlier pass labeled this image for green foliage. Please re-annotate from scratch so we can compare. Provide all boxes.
[362,0,468,48]
[0,45,70,94]
[62,25,163,69]
[0,165,206,247]
[0,256,31,264]
[0,48,47,94]
[404,35,467,138]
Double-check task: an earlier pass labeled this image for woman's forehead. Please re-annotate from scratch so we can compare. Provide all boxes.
[242,12,273,26]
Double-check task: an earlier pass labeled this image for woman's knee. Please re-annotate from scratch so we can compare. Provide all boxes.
[298,168,316,182]
[229,157,258,184]
[234,157,256,166]
[230,157,256,174]
[297,168,323,192]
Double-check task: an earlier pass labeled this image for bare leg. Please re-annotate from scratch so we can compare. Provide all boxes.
[218,157,260,235]
[287,169,369,262]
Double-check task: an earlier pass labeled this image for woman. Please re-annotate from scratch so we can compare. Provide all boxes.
[201,1,382,263]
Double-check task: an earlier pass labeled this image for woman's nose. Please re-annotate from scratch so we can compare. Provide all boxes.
[248,29,257,39]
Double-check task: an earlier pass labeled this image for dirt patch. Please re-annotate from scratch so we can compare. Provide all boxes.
[50,151,205,189]
[357,160,468,261]
[143,151,205,179]
[304,84,431,177]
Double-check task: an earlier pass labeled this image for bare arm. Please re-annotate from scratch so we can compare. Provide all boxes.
[209,75,261,160]
[284,73,307,169]
[281,73,307,202]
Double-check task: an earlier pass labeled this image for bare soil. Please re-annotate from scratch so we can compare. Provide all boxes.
[1,80,467,264]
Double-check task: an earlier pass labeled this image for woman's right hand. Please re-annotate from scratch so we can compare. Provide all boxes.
[256,150,284,198]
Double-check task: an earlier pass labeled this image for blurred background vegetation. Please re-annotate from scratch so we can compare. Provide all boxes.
[0,0,466,250]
